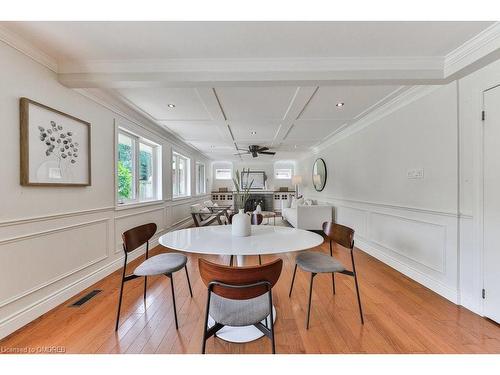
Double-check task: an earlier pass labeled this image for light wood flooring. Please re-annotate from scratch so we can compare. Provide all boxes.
[1,236,500,354]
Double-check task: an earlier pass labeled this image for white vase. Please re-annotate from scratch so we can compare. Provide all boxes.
[255,204,262,213]
[232,209,251,237]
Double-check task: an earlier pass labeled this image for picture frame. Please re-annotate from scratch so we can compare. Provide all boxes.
[20,98,92,186]
[241,170,266,189]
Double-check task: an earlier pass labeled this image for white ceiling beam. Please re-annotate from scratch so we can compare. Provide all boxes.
[58,70,446,88]
[57,56,447,88]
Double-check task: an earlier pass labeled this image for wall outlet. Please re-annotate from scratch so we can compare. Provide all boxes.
[407,168,424,179]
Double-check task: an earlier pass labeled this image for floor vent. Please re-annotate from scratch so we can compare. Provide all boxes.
[69,290,102,307]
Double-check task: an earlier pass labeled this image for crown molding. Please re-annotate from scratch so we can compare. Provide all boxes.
[0,24,58,73]
[311,85,441,154]
[444,22,500,77]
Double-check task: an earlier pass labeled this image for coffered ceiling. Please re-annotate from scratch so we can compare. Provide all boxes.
[1,21,497,160]
[113,84,403,159]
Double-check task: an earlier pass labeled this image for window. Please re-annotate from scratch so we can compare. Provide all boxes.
[196,162,206,195]
[139,143,154,200]
[275,168,292,179]
[117,130,161,204]
[172,151,191,198]
[215,168,232,180]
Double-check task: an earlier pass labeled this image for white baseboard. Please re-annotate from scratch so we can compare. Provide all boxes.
[355,237,459,303]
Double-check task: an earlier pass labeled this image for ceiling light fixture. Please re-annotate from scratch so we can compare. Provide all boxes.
[167,104,176,108]
[336,102,345,108]
[251,131,257,135]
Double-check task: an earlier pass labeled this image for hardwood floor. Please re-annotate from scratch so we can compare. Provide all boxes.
[1,239,500,354]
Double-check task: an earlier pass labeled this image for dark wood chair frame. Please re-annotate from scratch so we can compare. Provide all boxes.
[199,258,282,354]
[115,223,193,332]
[288,222,364,329]
[228,213,263,266]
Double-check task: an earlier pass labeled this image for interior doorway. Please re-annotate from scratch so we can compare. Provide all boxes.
[483,84,500,323]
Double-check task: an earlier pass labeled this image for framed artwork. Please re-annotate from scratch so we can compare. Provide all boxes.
[20,98,91,186]
[241,170,266,189]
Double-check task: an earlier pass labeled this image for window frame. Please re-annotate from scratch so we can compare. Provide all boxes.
[172,150,191,199]
[215,168,232,180]
[117,128,161,205]
[275,168,293,180]
[196,162,206,195]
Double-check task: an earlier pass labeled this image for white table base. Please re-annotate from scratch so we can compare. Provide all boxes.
[208,306,277,343]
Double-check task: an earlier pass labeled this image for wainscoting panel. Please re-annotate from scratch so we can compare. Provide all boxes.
[310,195,459,303]
[0,218,109,307]
[368,212,446,273]
[335,206,368,238]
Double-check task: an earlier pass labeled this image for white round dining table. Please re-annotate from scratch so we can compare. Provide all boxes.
[159,225,324,343]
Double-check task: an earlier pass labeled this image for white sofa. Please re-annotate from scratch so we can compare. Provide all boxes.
[282,201,333,230]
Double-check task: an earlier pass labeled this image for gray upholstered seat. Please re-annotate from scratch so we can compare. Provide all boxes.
[209,293,270,327]
[296,251,345,274]
[134,253,187,276]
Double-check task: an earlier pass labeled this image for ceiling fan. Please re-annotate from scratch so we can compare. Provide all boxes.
[234,145,276,158]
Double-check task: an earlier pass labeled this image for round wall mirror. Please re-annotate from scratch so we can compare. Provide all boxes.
[312,158,327,192]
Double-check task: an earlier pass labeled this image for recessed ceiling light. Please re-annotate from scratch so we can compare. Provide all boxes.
[167,104,176,108]
[336,102,345,108]
[251,131,257,135]
[210,145,215,148]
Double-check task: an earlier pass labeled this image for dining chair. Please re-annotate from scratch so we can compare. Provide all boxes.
[229,213,263,266]
[198,258,283,354]
[250,213,264,225]
[115,223,193,331]
[288,222,364,329]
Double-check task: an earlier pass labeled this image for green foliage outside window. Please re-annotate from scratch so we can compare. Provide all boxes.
[118,143,133,200]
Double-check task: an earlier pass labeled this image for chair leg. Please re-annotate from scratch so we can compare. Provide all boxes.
[185,265,193,298]
[201,290,212,354]
[331,273,336,295]
[350,248,365,325]
[143,276,148,303]
[168,274,179,329]
[258,255,262,265]
[306,273,316,329]
[288,264,298,297]
[229,255,233,266]
[115,261,127,331]
[268,291,275,354]
[354,272,364,324]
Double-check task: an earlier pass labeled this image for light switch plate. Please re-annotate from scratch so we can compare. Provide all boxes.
[407,168,424,179]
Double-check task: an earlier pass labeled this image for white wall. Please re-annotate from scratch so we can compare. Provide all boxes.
[0,41,210,339]
[296,83,460,303]
[211,160,295,191]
